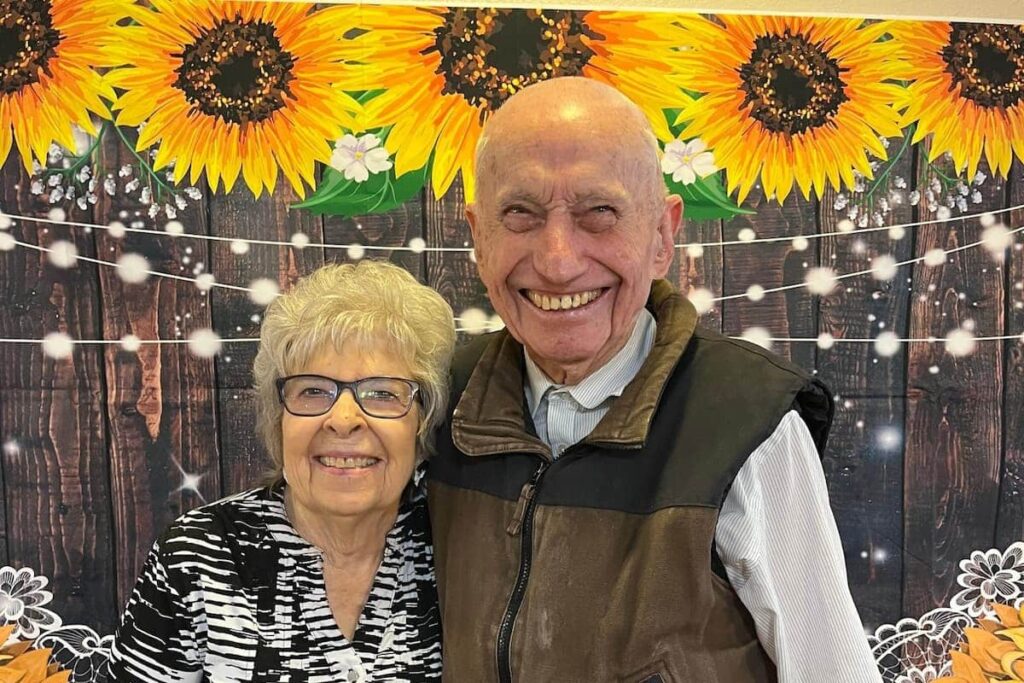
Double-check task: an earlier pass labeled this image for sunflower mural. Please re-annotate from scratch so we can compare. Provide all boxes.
[670,16,906,203]
[2,3,1021,220]
[294,7,750,220]
[0,0,124,171]
[895,22,1024,181]
[106,1,364,198]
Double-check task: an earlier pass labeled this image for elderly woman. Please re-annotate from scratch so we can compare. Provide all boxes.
[107,260,455,682]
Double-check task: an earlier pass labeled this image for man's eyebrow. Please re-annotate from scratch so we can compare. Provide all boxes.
[495,191,543,206]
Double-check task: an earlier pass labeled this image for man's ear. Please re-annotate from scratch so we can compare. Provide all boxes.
[465,203,480,242]
[653,194,683,277]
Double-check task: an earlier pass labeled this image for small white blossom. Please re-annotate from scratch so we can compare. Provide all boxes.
[661,138,718,185]
[330,134,393,183]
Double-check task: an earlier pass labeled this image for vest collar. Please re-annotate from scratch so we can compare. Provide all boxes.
[451,280,698,457]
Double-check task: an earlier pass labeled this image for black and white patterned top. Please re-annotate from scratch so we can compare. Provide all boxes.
[106,484,442,683]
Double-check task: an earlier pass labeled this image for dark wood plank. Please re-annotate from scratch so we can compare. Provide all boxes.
[208,183,324,495]
[816,138,916,627]
[93,131,222,608]
[902,148,1006,617]
[676,218,724,333]
[322,191,426,279]
[996,159,1024,548]
[0,153,118,631]
[822,397,906,631]
[720,187,818,368]
[424,178,493,335]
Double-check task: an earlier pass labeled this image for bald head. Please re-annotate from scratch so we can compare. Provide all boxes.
[465,76,683,385]
[474,77,664,205]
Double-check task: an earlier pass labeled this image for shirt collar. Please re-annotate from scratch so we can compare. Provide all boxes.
[524,307,656,414]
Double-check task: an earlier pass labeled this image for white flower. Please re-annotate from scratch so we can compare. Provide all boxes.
[951,543,1024,616]
[36,624,114,683]
[0,566,62,640]
[330,133,393,183]
[896,665,943,683]
[661,138,718,185]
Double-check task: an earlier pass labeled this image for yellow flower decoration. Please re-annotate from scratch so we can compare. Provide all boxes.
[0,0,125,170]
[936,603,1024,682]
[672,16,905,203]
[349,7,694,201]
[0,623,71,682]
[894,22,1024,180]
[107,1,363,197]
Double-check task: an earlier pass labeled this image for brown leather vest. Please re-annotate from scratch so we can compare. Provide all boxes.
[428,281,834,682]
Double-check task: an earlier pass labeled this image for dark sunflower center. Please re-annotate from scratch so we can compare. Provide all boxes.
[173,14,296,126]
[0,0,61,96]
[425,8,598,118]
[738,29,849,135]
[941,23,1024,109]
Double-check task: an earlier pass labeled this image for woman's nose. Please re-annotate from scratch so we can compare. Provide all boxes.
[323,389,366,435]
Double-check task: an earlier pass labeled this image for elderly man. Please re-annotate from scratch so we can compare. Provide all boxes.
[428,77,880,682]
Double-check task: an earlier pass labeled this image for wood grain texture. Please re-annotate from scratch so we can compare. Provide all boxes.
[93,134,222,608]
[816,141,916,627]
[676,218,724,333]
[0,155,118,631]
[720,187,818,367]
[322,191,427,278]
[995,160,1024,548]
[902,151,1006,617]
[207,182,324,495]
[424,178,493,337]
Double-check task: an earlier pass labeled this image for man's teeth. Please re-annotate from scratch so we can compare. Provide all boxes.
[319,456,378,469]
[527,289,602,311]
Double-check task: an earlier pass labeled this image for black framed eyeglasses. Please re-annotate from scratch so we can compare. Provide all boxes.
[276,375,421,419]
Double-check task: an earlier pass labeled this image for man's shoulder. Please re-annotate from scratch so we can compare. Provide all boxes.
[450,331,504,386]
[688,324,814,383]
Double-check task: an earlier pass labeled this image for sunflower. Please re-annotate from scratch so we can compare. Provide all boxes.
[106,1,363,198]
[0,0,124,171]
[350,7,694,201]
[672,16,905,203]
[895,22,1024,180]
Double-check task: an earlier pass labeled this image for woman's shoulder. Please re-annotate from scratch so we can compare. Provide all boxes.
[156,486,281,558]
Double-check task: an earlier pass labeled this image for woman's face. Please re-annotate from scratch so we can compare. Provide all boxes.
[281,342,419,522]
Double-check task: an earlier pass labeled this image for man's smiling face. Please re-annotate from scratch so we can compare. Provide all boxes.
[467,80,681,384]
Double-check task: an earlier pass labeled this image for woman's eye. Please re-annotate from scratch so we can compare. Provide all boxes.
[300,387,329,397]
[365,390,400,402]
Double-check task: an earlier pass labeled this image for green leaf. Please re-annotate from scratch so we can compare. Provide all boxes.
[292,162,428,217]
[667,171,753,220]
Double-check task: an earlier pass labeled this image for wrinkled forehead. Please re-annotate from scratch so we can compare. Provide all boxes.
[477,131,655,205]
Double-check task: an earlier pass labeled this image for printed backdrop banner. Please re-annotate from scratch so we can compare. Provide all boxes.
[0,2,1022,680]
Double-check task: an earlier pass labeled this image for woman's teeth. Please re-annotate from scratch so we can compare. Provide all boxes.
[527,289,602,311]
[319,456,378,469]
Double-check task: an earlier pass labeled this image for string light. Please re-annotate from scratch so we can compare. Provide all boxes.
[1,202,1022,253]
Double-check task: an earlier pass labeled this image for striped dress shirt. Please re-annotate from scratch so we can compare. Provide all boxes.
[524,309,883,682]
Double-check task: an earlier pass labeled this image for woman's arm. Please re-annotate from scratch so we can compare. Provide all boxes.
[106,537,205,683]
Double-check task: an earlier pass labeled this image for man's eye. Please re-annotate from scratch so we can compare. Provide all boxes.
[591,205,616,215]
[501,206,541,232]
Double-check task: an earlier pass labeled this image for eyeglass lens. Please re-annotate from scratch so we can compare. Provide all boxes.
[280,376,416,418]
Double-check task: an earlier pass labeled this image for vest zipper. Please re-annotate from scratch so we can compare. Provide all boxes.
[496,460,550,683]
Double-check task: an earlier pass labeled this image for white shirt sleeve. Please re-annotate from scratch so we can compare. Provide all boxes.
[715,410,882,683]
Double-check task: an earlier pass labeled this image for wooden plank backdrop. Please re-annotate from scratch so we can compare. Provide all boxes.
[0,137,1020,638]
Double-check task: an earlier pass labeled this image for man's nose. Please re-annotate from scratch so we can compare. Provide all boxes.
[534,213,587,283]
[323,389,366,435]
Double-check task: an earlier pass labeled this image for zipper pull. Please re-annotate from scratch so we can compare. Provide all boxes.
[507,464,548,536]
